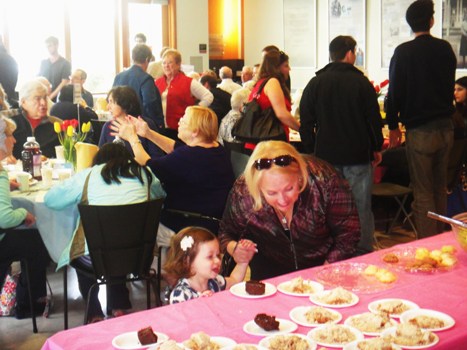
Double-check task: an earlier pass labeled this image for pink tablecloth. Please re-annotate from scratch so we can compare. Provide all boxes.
[42,232,467,350]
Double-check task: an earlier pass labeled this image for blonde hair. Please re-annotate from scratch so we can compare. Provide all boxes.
[0,116,16,170]
[186,106,218,143]
[0,84,10,111]
[162,49,182,65]
[244,141,309,210]
[163,227,217,280]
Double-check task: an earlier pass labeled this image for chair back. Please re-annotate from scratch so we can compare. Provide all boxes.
[223,141,250,178]
[78,198,164,280]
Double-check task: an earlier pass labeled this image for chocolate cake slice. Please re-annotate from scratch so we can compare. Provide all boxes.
[245,280,265,295]
[137,326,158,345]
[254,313,280,331]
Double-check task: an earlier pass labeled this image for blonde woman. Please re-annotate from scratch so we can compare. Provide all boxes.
[218,140,360,280]
[112,105,234,237]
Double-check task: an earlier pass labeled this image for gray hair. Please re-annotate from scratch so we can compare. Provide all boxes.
[231,88,250,111]
[219,66,233,79]
[19,80,48,103]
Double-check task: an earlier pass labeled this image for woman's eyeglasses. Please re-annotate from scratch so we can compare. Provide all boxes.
[254,155,296,170]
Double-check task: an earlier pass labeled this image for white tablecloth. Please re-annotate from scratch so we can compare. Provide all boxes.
[11,188,78,263]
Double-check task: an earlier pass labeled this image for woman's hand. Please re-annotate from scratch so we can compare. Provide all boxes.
[131,116,151,138]
[110,118,137,142]
[231,239,257,264]
[24,212,36,226]
[9,179,19,191]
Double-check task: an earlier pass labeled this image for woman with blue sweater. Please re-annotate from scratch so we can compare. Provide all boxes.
[45,143,166,322]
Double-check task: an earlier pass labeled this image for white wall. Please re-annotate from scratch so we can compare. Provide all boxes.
[175,0,209,72]
[243,0,449,91]
[176,1,455,89]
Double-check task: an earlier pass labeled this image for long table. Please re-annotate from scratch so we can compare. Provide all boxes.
[11,187,78,263]
[41,232,467,350]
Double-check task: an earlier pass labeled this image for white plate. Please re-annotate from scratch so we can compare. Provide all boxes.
[277,279,324,297]
[112,331,169,350]
[258,333,317,350]
[381,327,439,349]
[368,298,419,318]
[400,309,455,331]
[223,344,268,350]
[344,312,398,336]
[183,336,236,349]
[308,325,364,348]
[343,340,402,350]
[147,341,185,350]
[229,282,277,299]
[243,318,297,336]
[289,306,342,327]
[309,289,359,308]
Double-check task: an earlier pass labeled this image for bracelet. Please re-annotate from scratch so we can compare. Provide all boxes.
[131,140,142,147]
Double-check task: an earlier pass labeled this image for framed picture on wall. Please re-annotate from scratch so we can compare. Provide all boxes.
[328,0,366,68]
[442,0,467,69]
[381,0,413,68]
[283,0,316,68]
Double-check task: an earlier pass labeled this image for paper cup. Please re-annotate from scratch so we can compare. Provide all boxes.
[16,172,30,192]
[41,167,53,188]
[57,169,72,182]
[55,145,65,160]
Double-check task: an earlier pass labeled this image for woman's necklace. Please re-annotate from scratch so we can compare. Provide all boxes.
[275,209,290,230]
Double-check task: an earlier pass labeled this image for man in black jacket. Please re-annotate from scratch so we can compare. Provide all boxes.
[386,0,456,238]
[299,35,384,253]
[200,75,231,125]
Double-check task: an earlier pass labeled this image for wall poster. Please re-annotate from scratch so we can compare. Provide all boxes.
[283,0,316,68]
[329,0,366,68]
[442,0,467,69]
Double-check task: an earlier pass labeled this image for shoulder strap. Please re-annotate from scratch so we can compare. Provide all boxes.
[253,78,271,99]
[147,171,151,200]
[81,171,92,205]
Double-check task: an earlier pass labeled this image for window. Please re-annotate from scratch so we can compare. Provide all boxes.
[69,0,116,93]
[3,0,66,89]
[128,2,164,61]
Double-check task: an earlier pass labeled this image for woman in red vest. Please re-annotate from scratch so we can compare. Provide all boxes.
[155,49,213,140]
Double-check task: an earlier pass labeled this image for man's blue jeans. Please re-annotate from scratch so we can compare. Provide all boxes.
[405,124,453,238]
[334,163,374,252]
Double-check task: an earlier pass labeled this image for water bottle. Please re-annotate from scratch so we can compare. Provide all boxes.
[22,137,42,180]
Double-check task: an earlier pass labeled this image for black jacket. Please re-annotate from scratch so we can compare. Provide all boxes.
[299,62,384,165]
[12,110,62,159]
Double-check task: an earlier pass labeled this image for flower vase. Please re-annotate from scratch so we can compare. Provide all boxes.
[63,144,77,171]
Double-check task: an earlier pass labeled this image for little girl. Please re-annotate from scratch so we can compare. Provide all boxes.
[164,226,255,304]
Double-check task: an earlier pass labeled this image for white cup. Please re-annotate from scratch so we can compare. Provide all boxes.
[41,167,53,188]
[57,169,72,182]
[55,145,65,160]
[16,172,30,192]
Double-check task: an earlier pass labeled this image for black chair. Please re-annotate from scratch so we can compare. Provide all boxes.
[223,141,250,178]
[0,229,38,333]
[63,198,164,328]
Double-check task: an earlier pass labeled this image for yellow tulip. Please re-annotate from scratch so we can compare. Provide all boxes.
[54,122,61,134]
[83,121,91,133]
[67,125,74,137]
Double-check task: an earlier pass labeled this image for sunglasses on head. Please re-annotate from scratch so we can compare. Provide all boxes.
[254,155,296,170]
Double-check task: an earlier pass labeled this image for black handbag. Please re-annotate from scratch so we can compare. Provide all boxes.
[232,78,287,143]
